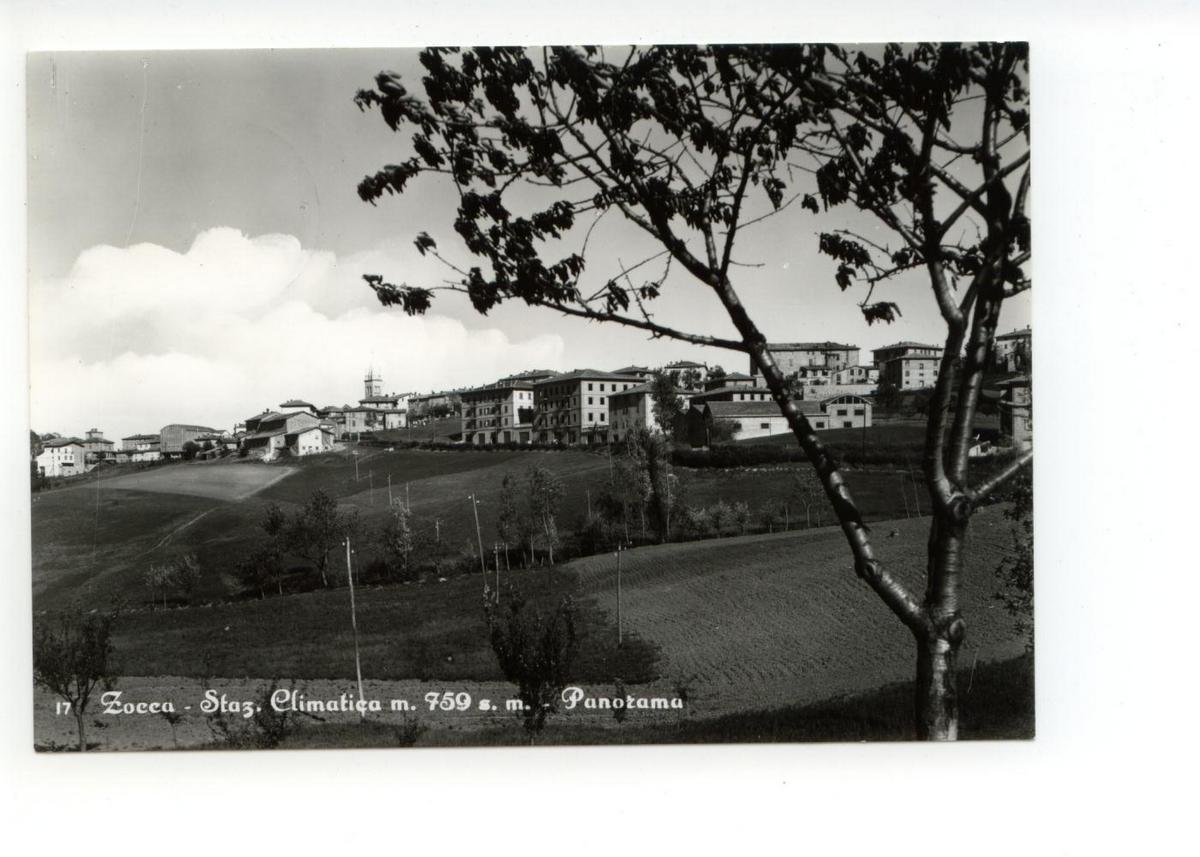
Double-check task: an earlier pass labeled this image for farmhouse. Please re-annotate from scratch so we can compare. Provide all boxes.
[121,433,162,462]
[35,438,88,478]
[461,379,537,445]
[279,399,318,417]
[751,342,861,380]
[240,410,332,460]
[688,394,873,444]
[533,369,644,445]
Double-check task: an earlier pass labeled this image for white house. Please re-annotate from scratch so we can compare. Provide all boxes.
[36,438,88,477]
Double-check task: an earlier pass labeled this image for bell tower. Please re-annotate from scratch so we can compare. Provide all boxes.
[364,367,383,398]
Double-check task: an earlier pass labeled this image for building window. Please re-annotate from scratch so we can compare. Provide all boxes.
[588,413,594,422]
[836,409,847,416]
[843,422,853,429]
[854,408,864,416]
[760,422,770,430]
[588,397,593,405]
[587,383,593,391]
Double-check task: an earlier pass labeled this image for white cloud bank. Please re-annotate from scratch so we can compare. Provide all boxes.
[30,227,565,439]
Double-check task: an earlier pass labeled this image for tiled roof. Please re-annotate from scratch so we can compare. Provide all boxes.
[609,382,655,397]
[766,341,857,351]
[280,399,316,408]
[43,437,84,448]
[995,326,1032,340]
[873,342,941,351]
[664,360,706,368]
[534,369,645,384]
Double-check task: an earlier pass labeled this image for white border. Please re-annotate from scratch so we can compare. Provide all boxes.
[4,2,1199,853]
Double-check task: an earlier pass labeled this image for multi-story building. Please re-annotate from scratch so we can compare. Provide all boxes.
[994,326,1032,372]
[872,342,944,391]
[880,355,942,391]
[78,428,116,464]
[663,360,709,390]
[533,370,644,445]
[872,342,942,367]
[688,394,873,445]
[461,380,538,445]
[751,342,861,381]
[35,438,88,477]
[160,424,220,458]
[121,433,162,462]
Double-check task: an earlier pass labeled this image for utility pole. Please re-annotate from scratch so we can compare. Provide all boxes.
[353,451,359,482]
[492,542,501,599]
[435,518,441,544]
[369,470,373,505]
[469,493,485,575]
[387,473,392,506]
[345,537,366,721]
[616,543,624,646]
[405,482,410,513]
[586,487,592,521]
[908,467,922,516]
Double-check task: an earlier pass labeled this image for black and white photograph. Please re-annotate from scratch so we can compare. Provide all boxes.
[8,1,1200,853]
[26,43,1034,751]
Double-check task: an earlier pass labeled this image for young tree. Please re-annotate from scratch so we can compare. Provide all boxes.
[235,545,284,599]
[355,43,1032,739]
[496,472,522,566]
[287,489,356,587]
[484,592,578,742]
[626,428,675,542]
[381,499,416,580]
[33,610,117,751]
[648,371,684,436]
[527,466,563,565]
[143,563,172,609]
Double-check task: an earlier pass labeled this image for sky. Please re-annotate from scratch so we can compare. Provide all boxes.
[27,48,1030,440]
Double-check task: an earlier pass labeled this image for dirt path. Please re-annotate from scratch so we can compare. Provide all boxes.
[140,508,215,555]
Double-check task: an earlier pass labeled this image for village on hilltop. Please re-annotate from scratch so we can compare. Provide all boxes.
[32,327,1031,480]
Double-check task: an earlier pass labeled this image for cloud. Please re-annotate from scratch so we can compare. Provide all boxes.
[29,228,564,439]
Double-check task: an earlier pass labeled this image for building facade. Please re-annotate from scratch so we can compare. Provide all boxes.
[35,438,88,477]
[751,342,861,380]
[994,326,1032,372]
[533,370,644,444]
[880,354,942,391]
[461,381,537,445]
[160,424,220,457]
[999,376,1032,450]
[688,394,873,444]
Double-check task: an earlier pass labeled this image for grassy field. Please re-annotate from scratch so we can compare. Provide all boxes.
[31,439,962,614]
[97,460,295,500]
[32,507,1028,750]
[569,505,1026,713]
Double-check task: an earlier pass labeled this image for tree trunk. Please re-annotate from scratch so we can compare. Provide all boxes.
[75,710,87,752]
[915,631,960,740]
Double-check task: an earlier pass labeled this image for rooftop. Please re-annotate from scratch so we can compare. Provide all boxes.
[766,341,858,351]
[280,399,316,409]
[996,326,1032,341]
[873,342,942,352]
[663,360,706,368]
[534,369,646,384]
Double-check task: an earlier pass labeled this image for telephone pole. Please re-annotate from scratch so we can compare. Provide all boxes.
[345,537,366,720]
[469,493,485,575]
[616,543,625,646]
[387,473,392,506]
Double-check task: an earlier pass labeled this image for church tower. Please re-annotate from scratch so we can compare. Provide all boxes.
[364,367,383,398]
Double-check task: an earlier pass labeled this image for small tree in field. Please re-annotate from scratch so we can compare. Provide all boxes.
[485,592,578,742]
[381,499,416,580]
[355,43,1032,740]
[287,489,357,587]
[33,610,117,751]
[527,466,563,565]
[496,472,523,567]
